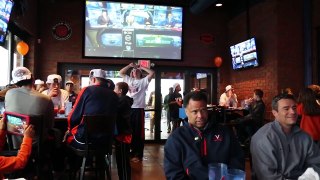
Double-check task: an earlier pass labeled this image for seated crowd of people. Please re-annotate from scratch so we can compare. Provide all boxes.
[1,66,320,180]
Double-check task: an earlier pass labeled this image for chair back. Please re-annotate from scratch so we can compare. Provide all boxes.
[83,114,116,151]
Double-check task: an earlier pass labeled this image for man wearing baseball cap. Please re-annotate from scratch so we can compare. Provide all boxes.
[42,74,69,112]
[65,69,118,150]
[219,85,238,108]
[4,67,55,175]
[34,79,46,93]
[64,80,77,105]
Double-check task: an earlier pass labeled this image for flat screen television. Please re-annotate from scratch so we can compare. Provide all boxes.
[230,38,259,70]
[84,0,183,60]
[0,0,14,44]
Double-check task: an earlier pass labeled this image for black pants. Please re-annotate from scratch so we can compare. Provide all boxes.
[130,108,145,159]
[115,140,131,180]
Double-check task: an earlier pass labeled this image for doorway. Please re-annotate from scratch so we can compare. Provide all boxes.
[58,63,217,142]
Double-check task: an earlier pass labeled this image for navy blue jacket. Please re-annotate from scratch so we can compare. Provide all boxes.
[67,84,118,144]
[164,121,245,180]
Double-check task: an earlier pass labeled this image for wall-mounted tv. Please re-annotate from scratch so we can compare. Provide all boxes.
[230,38,259,70]
[0,0,14,44]
[84,1,183,61]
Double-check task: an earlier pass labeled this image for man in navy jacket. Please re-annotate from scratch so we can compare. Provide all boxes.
[66,69,118,149]
[164,91,245,179]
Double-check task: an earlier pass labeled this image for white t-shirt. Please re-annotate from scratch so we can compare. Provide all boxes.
[42,89,69,108]
[124,75,150,108]
[219,92,238,107]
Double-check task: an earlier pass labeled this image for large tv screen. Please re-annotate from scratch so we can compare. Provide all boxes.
[230,38,259,70]
[84,1,183,60]
[0,0,14,44]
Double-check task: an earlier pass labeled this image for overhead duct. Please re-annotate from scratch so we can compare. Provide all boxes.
[189,0,218,14]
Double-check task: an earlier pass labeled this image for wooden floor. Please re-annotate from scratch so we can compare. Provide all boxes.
[109,143,252,180]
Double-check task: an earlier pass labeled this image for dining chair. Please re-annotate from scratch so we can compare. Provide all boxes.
[66,114,116,180]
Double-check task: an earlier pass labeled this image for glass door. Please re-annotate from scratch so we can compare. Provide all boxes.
[58,63,217,142]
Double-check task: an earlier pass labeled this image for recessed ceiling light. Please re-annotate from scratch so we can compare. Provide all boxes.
[216,3,223,7]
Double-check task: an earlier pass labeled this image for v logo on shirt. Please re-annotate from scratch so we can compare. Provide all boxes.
[212,134,223,142]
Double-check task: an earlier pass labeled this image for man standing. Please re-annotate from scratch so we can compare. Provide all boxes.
[251,93,320,179]
[164,91,245,179]
[65,69,118,149]
[168,83,183,132]
[42,74,69,112]
[219,85,238,107]
[163,87,173,133]
[119,62,154,162]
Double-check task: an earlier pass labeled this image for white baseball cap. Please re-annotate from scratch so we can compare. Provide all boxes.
[65,80,74,85]
[89,69,106,79]
[46,74,62,84]
[11,67,32,84]
[35,79,44,85]
[225,85,234,92]
[173,83,180,91]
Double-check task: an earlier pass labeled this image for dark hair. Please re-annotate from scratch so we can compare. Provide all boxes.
[308,84,320,99]
[271,93,296,111]
[183,91,207,108]
[106,79,115,90]
[254,89,264,98]
[116,82,129,95]
[16,79,33,87]
[298,88,320,115]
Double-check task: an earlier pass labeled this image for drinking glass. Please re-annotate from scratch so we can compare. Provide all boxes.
[208,163,227,180]
[227,169,246,180]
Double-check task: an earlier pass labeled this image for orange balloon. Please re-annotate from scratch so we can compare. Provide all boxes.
[16,41,29,56]
[214,56,223,67]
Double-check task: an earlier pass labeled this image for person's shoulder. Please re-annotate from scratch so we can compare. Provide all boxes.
[251,122,274,140]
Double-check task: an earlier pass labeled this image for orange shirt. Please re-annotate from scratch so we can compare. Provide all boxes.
[0,130,33,179]
[297,103,320,141]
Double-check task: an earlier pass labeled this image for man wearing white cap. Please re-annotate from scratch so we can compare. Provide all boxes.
[65,69,118,150]
[119,62,154,162]
[42,74,69,113]
[5,67,55,148]
[64,80,77,105]
[34,79,46,93]
[219,85,238,108]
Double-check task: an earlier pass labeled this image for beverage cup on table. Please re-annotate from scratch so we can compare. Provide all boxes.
[208,163,227,180]
[227,169,246,180]
[54,105,59,116]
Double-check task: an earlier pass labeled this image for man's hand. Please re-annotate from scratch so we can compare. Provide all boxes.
[24,125,35,138]
[48,88,59,97]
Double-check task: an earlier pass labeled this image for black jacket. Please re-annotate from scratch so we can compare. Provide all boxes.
[116,95,133,135]
[164,121,245,180]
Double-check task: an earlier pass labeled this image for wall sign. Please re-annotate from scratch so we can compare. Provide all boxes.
[52,22,72,40]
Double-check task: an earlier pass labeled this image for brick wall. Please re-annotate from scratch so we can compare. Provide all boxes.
[224,0,304,119]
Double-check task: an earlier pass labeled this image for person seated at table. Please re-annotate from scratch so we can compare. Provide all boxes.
[34,79,46,93]
[64,80,77,106]
[219,85,238,108]
[5,67,62,177]
[0,119,35,179]
[251,93,320,179]
[42,74,69,113]
[234,89,265,143]
[164,91,245,179]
